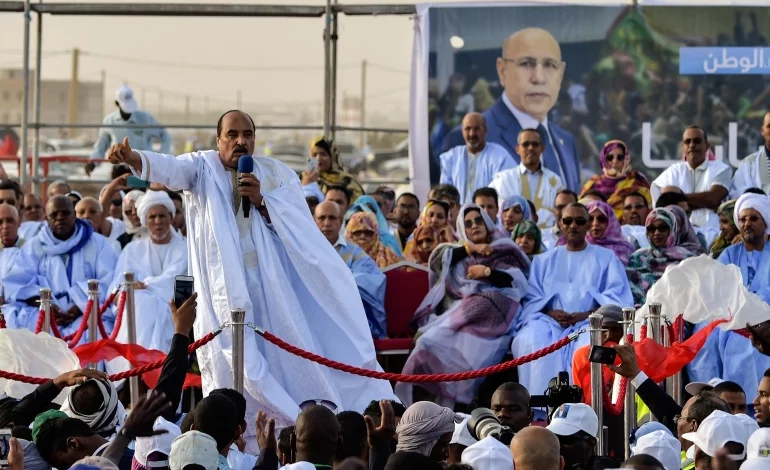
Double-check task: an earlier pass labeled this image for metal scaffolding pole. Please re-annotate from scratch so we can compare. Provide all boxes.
[329,0,338,140]
[20,0,31,189]
[32,4,43,196]
[323,0,332,137]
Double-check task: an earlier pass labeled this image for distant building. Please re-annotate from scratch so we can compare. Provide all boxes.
[0,68,104,138]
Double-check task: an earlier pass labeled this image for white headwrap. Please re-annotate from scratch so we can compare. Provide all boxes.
[734,193,770,235]
[123,190,147,235]
[136,190,176,227]
[59,378,126,436]
[395,402,458,456]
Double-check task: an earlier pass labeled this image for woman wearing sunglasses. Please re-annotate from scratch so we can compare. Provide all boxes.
[625,207,701,306]
[558,200,633,264]
[395,203,531,409]
[579,140,651,219]
[345,212,401,269]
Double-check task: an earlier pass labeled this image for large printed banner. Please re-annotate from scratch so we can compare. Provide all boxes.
[408,2,770,196]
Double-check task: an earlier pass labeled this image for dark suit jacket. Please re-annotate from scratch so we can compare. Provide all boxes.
[441,97,581,192]
[636,377,682,436]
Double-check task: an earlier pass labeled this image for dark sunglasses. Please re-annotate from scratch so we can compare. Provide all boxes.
[351,229,375,238]
[561,217,587,227]
[111,199,122,206]
[299,399,338,412]
[605,154,624,162]
[589,215,608,224]
[520,141,541,149]
[464,216,485,230]
[623,203,646,210]
[646,224,669,234]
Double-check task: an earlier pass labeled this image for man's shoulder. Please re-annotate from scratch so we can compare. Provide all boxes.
[132,109,159,123]
[707,159,732,172]
[485,141,512,157]
[102,110,121,124]
[739,148,763,165]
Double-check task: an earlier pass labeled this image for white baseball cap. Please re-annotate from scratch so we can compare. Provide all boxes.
[169,431,219,470]
[135,417,182,467]
[685,378,725,396]
[116,85,138,114]
[546,403,598,437]
[632,430,681,470]
[461,436,514,470]
[681,410,750,461]
[451,413,477,447]
[740,428,770,470]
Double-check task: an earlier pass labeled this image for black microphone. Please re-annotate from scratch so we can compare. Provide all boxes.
[237,155,254,218]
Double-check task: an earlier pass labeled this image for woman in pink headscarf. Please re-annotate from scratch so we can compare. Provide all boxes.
[580,140,651,219]
[560,200,634,264]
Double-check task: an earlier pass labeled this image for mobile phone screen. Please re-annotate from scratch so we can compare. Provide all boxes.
[174,276,194,309]
[127,175,152,189]
[589,345,617,365]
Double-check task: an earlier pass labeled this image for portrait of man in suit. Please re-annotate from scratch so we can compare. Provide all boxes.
[442,27,581,192]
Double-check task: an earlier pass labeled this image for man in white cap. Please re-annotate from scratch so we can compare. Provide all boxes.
[741,428,770,470]
[460,436,514,470]
[685,378,726,397]
[105,190,188,376]
[546,403,619,469]
[681,410,750,469]
[691,192,770,409]
[448,413,476,464]
[169,431,219,470]
[631,430,681,470]
[90,85,171,173]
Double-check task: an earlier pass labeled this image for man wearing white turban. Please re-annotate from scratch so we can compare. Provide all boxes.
[105,190,188,376]
[395,402,457,462]
[690,192,770,407]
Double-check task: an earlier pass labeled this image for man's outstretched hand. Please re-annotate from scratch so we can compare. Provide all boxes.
[108,137,141,168]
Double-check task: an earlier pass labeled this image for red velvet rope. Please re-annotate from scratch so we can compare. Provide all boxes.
[34,309,45,334]
[0,313,6,329]
[602,332,633,416]
[0,329,220,384]
[258,329,576,382]
[109,290,128,341]
[65,299,94,348]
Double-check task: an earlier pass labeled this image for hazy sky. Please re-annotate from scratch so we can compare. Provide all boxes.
[0,0,443,124]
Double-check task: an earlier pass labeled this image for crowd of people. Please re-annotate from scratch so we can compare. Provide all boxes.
[2,101,770,470]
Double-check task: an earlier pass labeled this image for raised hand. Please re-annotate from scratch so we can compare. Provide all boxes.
[53,368,109,389]
[256,410,277,452]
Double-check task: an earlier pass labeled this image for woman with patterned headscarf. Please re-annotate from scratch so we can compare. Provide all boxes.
[402,199,457,260]
[558,200,634,264]
[345,212,400,269]
[580,140,651,218]
[302,137,364,203]
[345,195,403,256]
[511,221,543,259]
[626,207,700,305]
[395,203,530,408]
[709,199,739,259]
[404,225,441,266]
[497,195,532,236]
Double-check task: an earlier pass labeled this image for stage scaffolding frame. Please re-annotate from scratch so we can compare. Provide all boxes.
[0,1,415,192]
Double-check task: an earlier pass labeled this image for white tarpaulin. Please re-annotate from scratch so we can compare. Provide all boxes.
[635,255,770,332]
[0,329,80,402]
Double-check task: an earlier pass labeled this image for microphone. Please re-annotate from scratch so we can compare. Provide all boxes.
[237,155,254,218]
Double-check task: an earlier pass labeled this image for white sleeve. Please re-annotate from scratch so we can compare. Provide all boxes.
[710,165,733,190]
[134,150,198,191]
[729,160,753,198]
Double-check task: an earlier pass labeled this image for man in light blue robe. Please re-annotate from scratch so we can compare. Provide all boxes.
[315,200,386,338]
[440,112,515,205]
[1,196,118,338]
[511,203,633,396]
[689,192,770,402]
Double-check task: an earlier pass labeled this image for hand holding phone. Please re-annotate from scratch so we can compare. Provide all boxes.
[589,345,617,365]
[127,175,152,189]
[174,275,194,309]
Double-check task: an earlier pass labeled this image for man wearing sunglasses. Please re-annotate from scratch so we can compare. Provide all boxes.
[511,203,633,398]
[620,192,651,250]
[699,192,770,409]
[651,126,731,246]
[490,128,564,228]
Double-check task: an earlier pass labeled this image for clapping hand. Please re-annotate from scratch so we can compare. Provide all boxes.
[364,400,395,449]
[256,410,277,452]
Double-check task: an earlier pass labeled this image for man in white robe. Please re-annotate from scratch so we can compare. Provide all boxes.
[730,112,770,198]
[440,112,515,205]
[651,126,731,244]
[490,128,563,228]
[540,189,577,249]
[106,110,395,447]
[511,203,633,396]
[689,193,770,402]
[1,196,118,337]
[0,204,24,323]
[75,197,124,253]
[620,192,651,250]
[105,190,188,375]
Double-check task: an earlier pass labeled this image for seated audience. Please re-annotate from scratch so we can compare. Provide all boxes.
[117,190,148,248]
[395,204,530,408]
[472,187,499,222]
[75,197,125,246]
[497,195,532,236]
[403,225,440,267]
[541,189,578,249]
[391,193,420,252]
[580,139,651,218]
[511,221,543,259]
[2,196,118,336]
[626,207,701,306]
[346,195,402,256]
[315,201,386,338]
[303,137,364,204]
[511,203,632,396]
[429,184,461,228]
[345,212,401,270]
[620,192,652,250]
[565,200,633,264]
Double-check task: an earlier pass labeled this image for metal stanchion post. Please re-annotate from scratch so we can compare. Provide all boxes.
[588,312,605,456]
[40,288,51,334]
[622,307,637,460]
[665,319,684,406]
[87,280,100,368]
[124,272,140,409]
[647,303,662,344]
[231,309,245,395]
